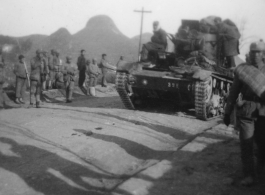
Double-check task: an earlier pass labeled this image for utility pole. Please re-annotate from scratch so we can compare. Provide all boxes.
[134,7,151,61]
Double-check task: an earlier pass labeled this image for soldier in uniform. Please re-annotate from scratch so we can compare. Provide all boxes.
[224,41,265,186]
[215,18,241,68]
[77,49,87,88]
[99,54,116,87]
[13,55,27,104]
[87,58,100,96]
[151,21,168,50]
[54,50,62,88]
[29,49,43,108]
[41,51,49,91]
[48,49,55,90]
[63,56,78,102]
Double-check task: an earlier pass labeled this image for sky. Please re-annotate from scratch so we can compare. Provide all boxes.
[0,0,265,55]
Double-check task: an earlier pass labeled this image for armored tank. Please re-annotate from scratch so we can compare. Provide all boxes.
[116,18,240,120]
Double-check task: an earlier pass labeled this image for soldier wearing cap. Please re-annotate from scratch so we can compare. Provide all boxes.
[13,55,27,104]
[48,49,60,89]
[41,51,49,90]
[224,40,265,186]
[215,18,241,68]
[77,49,87,88]
[29,49,43,108]
[151,21,168,50]
[48,49,55,89]
[63,56,78,102]
[87,58,100,96]
[99,54,116,87]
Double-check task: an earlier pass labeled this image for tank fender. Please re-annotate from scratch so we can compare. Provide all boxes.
[192,69,212,81]
[116,61,142,74]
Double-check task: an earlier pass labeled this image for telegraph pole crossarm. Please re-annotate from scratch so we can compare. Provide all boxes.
[134,7,152,61]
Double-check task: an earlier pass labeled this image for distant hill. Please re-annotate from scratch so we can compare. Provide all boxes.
[0,15,142,66]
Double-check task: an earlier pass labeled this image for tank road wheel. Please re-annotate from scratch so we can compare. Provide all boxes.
[195,77,213,120]
[115,72,135,110]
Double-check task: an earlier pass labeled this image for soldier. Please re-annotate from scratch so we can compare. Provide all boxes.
[48,49,55,89]
[41,51,49,91]
[13,55,27,104]
[215,18,241,68]
[85,59,91,90]
[63,56,78,102]
[29,49,43,108]
[99,54,116,87]
[224,40,265,186]
[151,21,168,50]
[54,68,65,89]
[77,49,87,88]
[87,58,100,96]
[54,50,62,88]
[116,56,124,67]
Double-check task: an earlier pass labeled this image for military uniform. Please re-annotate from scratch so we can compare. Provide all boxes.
[99,57,116,87]
[48,51,59,89]
[224,41,265,185]
[54,66,65,89]
[41,53,49,90]
[30,53,43,108]
[218,19,241,68]
[63,57,78,102]
[87,59,100,96]
[77,54,86,87]
[14,57,27,103]
[151,28,168,50]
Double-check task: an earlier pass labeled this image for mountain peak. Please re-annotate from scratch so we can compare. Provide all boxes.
[85,15,122,35]
[50,27,71,37]
[86,15,114,28]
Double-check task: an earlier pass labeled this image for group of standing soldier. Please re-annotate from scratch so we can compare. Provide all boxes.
[12,48,116,108]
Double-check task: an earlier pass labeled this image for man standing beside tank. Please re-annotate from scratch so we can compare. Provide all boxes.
[224,40,265,186]
[99,54,116,87]
[77,49,87,88]
[151,21,168,50]
[64,56,78,103]
[14,55,27,104]
[29,49,43,108]
[88,58,100,96]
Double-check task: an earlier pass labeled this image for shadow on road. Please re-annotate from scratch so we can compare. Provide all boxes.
[0,137,115,195]
[94,112,193,140]
[113,133,265,195]
[74,129,175,161]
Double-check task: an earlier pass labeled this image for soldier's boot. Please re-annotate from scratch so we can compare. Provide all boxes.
[36,101,40,108]
[19,98,25,104]
[15,98,21,104]
[89,87,96,97]
[240,139,255,186]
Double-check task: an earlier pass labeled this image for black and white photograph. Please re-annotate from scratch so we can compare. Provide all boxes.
[0,0,265,194]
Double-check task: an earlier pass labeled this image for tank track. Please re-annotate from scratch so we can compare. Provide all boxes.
[195,75,232,120]
[195,78,211,120]
[115,72,135,110]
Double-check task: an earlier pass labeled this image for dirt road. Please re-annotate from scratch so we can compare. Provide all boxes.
[0,85,264,195]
